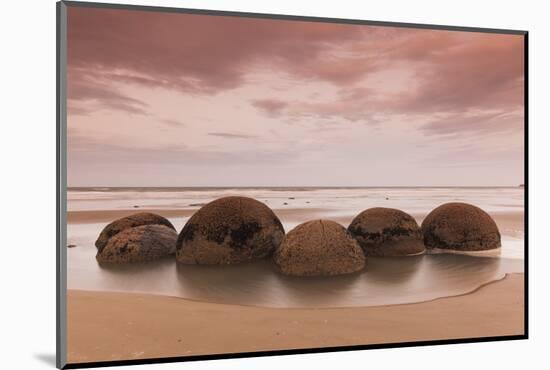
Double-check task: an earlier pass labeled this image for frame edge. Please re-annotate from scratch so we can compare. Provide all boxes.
[57,2,529,368]
[57,1,68,369]
[62,0,527,35]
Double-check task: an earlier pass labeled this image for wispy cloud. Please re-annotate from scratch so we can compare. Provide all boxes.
[207,132,256,139]
[160,119,186,127]
[68,70,149,115]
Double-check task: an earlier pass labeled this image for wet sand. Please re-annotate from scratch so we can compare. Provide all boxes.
[67,207,522,231]
[67,209,195,223]
[69,254,523,308]
[67,207,332,224]
[67,273,524,364]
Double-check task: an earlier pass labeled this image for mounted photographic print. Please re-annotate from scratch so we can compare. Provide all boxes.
[56,1,528,368]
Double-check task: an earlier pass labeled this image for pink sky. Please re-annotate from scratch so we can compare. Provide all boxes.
[66,7,525,187]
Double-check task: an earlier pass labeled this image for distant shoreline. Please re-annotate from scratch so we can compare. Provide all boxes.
[66,207,523,225]
[68,186,526,192]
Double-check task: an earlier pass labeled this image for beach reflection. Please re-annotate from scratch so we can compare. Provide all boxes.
[172,255,506,307]
[175,261,275,306]
[364,255,424,285]
[97,258,174,274]
[271,269,362,307]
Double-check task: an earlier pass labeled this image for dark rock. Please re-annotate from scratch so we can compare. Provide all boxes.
[95,212,176,253]
[283,202,288,205]
[348,207,425,256]
[133,205,140,208]
[176,196,285,264]
[421,202,501,251]
[96,224,178,263]
[67,244,77,248]
[274,219,365,276]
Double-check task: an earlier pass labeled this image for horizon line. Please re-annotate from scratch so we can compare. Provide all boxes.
[67,185,525,189]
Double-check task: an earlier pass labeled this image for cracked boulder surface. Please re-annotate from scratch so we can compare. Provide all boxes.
[274,219,365,277]
[176,196,285,264]
[95,212,176,253]
[96,224,178,263]
[421,202,501,251]
[348,207,425,257]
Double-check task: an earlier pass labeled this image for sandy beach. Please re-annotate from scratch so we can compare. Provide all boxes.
[67,273,524,364]
[66,187,525,364]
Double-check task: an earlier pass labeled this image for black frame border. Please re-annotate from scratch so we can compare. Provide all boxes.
[56,1,529,369]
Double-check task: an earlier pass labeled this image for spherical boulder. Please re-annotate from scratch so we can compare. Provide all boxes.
[95,212,176,253]
[176,196,285,264]
[96,224,178,263]
[421,202,501,251]
[274,219,365,276]
[347,207,425,256]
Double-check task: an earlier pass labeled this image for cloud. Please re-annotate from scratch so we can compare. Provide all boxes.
[207,132,256,139]
[67,105,92,116]
[419,140,524,170]
[420,110,524,136]
[67,7,523,133]
[248,32,523,135]
[67,7,365,98]
[68,69,149,115]
[160,119,185,127]
[68,130,296,167]
[251,99,288,117]
[387,35,524,114]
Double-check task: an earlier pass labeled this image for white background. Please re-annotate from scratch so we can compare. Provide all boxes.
[0,0,547,368]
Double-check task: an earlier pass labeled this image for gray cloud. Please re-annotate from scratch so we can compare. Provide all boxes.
[160,119,186,127]
[420,110,523,136]
[251,99,288,117]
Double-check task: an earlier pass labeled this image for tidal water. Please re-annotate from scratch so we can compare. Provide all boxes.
[67,187,525,308]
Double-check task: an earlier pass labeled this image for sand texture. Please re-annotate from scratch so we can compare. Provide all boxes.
[67,273,524,364]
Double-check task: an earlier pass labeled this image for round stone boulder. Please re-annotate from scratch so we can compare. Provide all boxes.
[274,220,365,277]
[96,224,178,263]
[95,212,176,253]
[176,196,285,264]
[421,202,501,251]
[347,207,425,256]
